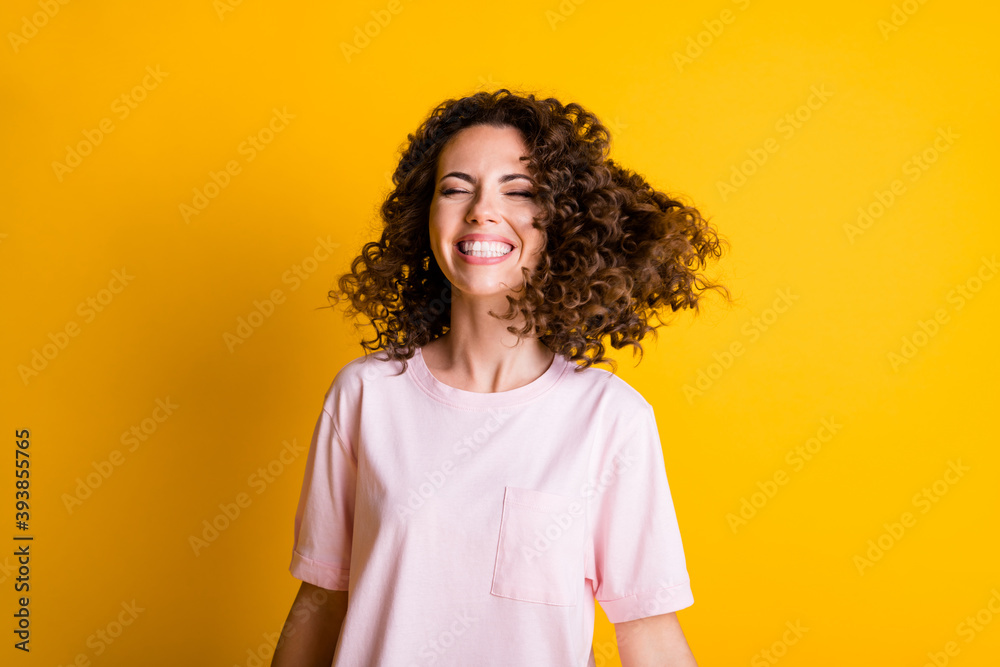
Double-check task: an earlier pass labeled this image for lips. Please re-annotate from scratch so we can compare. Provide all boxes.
[457,240,513,256]
[454,233,516,247]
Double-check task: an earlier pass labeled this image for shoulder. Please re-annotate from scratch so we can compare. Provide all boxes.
[558,356,654,420]
[320,351,406,408]
[315,352,406,450]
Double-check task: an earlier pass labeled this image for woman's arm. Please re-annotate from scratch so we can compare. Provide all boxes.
[270,582,349,667]
[614,612,698,667]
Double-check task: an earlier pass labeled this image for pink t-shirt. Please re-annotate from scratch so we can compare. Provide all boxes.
[289,346,694,666]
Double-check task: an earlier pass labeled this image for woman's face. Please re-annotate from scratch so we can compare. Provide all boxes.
[429,124,544,299]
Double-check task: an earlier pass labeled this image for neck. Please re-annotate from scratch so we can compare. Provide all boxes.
[427,290,554,393]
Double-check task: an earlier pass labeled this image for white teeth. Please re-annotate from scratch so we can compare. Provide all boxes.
[459,240,513,258]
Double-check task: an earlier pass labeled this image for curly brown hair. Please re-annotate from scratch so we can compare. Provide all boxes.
[328,88,733,375]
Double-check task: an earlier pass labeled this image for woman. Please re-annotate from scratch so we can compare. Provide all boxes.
[271,89,731,666]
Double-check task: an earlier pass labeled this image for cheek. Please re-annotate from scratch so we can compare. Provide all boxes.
[519,215,544,251]
[428,208,444,244]
[519,235,545,264]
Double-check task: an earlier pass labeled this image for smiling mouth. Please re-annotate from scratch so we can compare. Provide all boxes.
[457,240,514,258]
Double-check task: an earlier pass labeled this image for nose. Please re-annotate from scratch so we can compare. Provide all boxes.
[465,188,500,225]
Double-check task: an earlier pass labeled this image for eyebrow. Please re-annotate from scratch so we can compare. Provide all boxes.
[438,171,534,185]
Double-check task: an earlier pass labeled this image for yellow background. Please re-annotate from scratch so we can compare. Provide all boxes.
[3,0,999,665]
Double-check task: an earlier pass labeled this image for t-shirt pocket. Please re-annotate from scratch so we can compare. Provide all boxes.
[490,486,585,607]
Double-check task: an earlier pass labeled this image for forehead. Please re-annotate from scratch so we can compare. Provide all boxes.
[436,125,529,174]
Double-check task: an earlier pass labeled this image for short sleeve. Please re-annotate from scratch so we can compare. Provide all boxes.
[288,405,357,590]
[586,401,694,623]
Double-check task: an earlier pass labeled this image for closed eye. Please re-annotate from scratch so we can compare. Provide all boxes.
[440,189,534,198]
